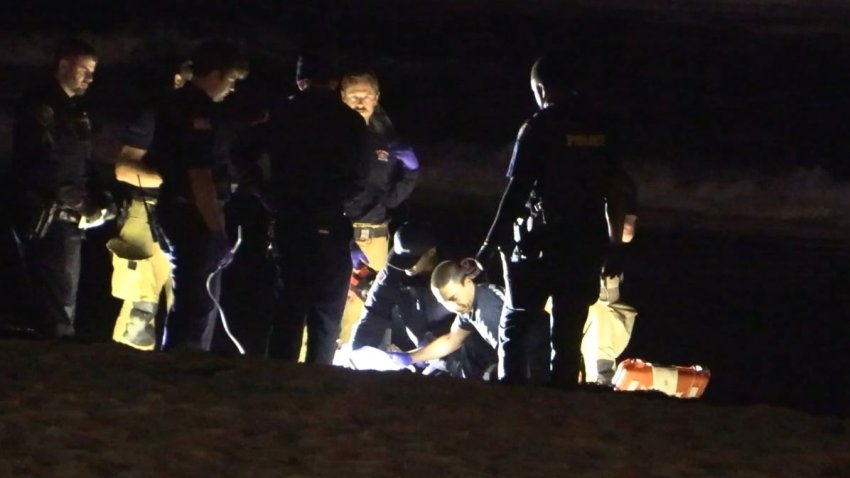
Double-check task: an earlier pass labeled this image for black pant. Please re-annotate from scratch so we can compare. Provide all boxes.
[267,217,352,364]
[158,202,220,351]
[499,249,602,386]
[212,194,278,356]
[16,221,82,337]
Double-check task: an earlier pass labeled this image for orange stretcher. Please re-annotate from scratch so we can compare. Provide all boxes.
[612,358,710,399]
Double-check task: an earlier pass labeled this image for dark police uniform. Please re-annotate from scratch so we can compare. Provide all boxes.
[264,88,369,364]
[10,78,97,338]
[149,82,233,351]
[350,266,454,351]
[487,96,633,386]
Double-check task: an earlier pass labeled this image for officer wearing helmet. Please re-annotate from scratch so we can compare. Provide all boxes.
[349,222,453,354]
[476,53,636,387]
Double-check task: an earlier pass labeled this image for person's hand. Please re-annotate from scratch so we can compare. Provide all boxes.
[622,214,637,243]
[393,146,419,170]
[209,231,235,269]
[387,351,413,368]
[602,244,627,279]
[78,209,107,230]
[350,242,369,268]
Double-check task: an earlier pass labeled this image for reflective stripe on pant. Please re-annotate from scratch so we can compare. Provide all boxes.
[109,199,173,351]
[581,275,637,384]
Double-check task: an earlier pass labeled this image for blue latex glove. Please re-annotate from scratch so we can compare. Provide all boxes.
[350,242,370,268]
[387,351,413,368]
[393,146,419,171]
[209,231,235,269]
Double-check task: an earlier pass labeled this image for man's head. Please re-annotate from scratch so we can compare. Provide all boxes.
[173,60,194,89]
[295,50,339,91]
[54,38,97,97]
[529,54,574,108]
[190,39,249,102]
[387,222,438,276]
[341,72,380,124]
[430,260,477,315]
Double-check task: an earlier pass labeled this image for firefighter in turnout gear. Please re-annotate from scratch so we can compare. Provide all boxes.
[337,70,419,348]
[108,61,193,350]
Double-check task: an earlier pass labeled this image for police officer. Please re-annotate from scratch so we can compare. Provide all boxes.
[337,70,419,346]
[263,51,369,364]
[108,61,193,350]
[476,54,636,387]
[10,38,109,339]
[150,40,248,351]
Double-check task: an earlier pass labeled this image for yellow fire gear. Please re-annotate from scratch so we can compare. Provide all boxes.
[107,199,173,351]
[581,275,637,383]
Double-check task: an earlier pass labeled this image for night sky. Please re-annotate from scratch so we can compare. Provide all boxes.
[2,0,849,172]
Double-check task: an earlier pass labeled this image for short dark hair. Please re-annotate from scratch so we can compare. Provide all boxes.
[296,49,339,83]
[54,37,97,66]
[530,54,574,91]
[190,39,249,78]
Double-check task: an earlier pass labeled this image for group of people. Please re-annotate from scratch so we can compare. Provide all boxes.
[7,36,639,388]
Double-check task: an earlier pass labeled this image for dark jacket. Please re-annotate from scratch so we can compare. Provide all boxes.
[12,77,95,211]
[345,110,418,224]
[146,83,234,203]
[351,266,454,350]
[483,96,634,262]
[264,88,369,229]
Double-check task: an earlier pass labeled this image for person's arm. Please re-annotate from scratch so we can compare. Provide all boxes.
[408,324,471,363]
[382,143,419,208]
[622,214,637,243]
[477,118,544,261]
[351,267,405,349]
[114,145,162,188]
[187,168,225,232]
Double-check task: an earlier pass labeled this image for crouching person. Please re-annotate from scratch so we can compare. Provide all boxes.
[384,259,549,381]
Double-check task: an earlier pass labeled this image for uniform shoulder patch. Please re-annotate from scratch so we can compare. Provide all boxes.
[192,117,213,130]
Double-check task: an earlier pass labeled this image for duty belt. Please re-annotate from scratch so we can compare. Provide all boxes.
[55,209,81,224]
[353,223,389,241]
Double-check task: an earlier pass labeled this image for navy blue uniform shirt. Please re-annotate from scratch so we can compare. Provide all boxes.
[12,78,93,209]
[147,83,233,202]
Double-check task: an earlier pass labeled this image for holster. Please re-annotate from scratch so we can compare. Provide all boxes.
[27,201,60,239]
[511,215,547,261]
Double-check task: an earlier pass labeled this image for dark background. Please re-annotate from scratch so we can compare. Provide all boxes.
[1,1,849,416]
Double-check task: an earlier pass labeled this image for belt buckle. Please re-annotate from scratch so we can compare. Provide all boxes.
[358,228,370,241]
